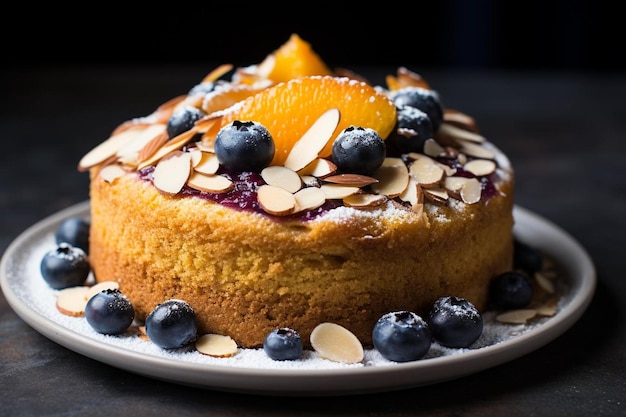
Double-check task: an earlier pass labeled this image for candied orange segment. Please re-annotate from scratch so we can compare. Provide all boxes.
[259,33,333,83]
[207,76,397,166]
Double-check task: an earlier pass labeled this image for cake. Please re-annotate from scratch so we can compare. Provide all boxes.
[78,34,514,348]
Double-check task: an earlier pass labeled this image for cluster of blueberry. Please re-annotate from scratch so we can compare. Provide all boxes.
[40,216,541,363]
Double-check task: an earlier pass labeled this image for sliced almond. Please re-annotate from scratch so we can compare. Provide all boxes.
[261,166,302,193]
[310,322,364,364]
[98,164,127,183]
[320,183,361,199]
[78,125,147,171]
[137,131,169,164]
[535,271,555,294]
[437,122,486,145]
[193,152,220,175]
[443,108,479,132]
[459,177,482,204]
[399,178,423,206]
[343,193,387,208]
[423,138,446,158]
[284,108,341,172]
[195,333,238,358]
[535,299,558,317]
[423,186,449,205]
[85,281,120,301]
[257,184,296,216]
[200,63,234,83]
[56,286,90,317]
[137,127,198,170]
[409,155,445,187]
[189,148,203,167]
[187,172,233,193]
[323,174,378,187]
[293,186,327,212]
[300,175,320,188]
[370,157,410,197]
[298,158,337,178]
[152,151,192,195]
[496,309,537,324]
[464,159,496,177]
[444,176,468,193]
[116,123,167,166]
[459,142,495,160]
[136,325,150,341]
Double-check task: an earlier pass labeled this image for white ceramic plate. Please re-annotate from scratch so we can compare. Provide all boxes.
[1,202,596,396]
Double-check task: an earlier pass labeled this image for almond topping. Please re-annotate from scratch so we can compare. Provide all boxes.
[459,142,495,160]
[284,108,341,172]
[193,152,220,175]
[137,131,169,164]
[320,183,361,199]
[200,63,234,84]
[298,158,337,178]
[56,286,90,317]
[257,184,296,216]
[409,155,445,187]
[261,166,302,193]
[116,123,167,166]
[423,138,446,158]
[370,157,409,197]
[496,309,538,324]
[137,128,198,170]
[343,193,387,208]
[78,125,147,171]
[459,177,482,204]
[443,109,479,132]
[535,271,555,294]
[310,322,364,364]
[423,187,449,205]
[99,164,127,183]
[464,159,496,177]
[187,172,233,193]
[293,187,327,212]
[437,122,486,144]
[323,174,378,187]
[189,148,203,167]
[195,333,238,358]
[399,178,423,206]
[152,151,192,195]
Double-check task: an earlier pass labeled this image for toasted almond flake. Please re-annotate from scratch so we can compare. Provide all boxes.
[444,176,468,193]
[99,164,127,183]
[459,177,482,204]
[136,325,150,341]
[116,123,168,165]
[56,286,90,317]
[153,151,192,195]
[193,152,220,175]
[85,281,120,301]
[195,334,239,358]
[535,271,555,294]
[298,158,337,178]
[423,138,446,158]
[423,187,449,205]
[310,322,364,364]
[496,309,538,324]
[409,155,445,187]
[437,122,486,144]
[464,159,496,177]
[343,193,387,208]
[370,157,410,197]
[399,178,422,206]
[261,166,302,193]
[137,131,169,164]
[300,175,320,187]
[257,184,296,216]
[189,148,203,167]
[284,108,341,172]
[200,63,234,83]
[459,142,495,159]
[443,109,479,132]
[320,183,361,199]
[535,299,558,316]
[149,95,187,125]
[195,140,215,153]
[137,128,198,170]
[293,186,327,212]
[386,66,431,90]
[323,174,378,187]
[78,125,146,171]
[187,171,233,193]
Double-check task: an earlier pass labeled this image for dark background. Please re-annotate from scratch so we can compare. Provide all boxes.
[5,0,624,73]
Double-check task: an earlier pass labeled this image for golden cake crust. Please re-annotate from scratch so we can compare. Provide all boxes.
[89,165,514,348]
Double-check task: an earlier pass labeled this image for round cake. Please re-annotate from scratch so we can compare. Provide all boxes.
[79,34,514,348]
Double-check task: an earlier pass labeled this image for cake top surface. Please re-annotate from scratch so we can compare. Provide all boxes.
[78,33,512,222]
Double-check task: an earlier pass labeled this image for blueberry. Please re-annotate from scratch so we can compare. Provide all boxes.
[390,87,444,131]
[214,120,275,172]
[85,289,134,335]
[489,271,534,310]
[40,243,90,289]
[55,217,90,253]
[372,311,431,362]
[331,126,386,175]
[263,327,304,361]
[145,299,198,349]
[166,106,206,139]
[428,296,483,348]
[514,239,544,274]
[386,105,434,154]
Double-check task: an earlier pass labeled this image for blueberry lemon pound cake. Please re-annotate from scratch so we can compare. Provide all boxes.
[78,34,515,348]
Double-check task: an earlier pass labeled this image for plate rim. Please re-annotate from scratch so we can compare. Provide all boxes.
[0,201,596,396]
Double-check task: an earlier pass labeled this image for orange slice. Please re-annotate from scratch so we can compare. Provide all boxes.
[258,33,333,83]
[205,76,397,166]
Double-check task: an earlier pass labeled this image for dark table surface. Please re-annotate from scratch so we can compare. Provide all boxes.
[1,65,625,416]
